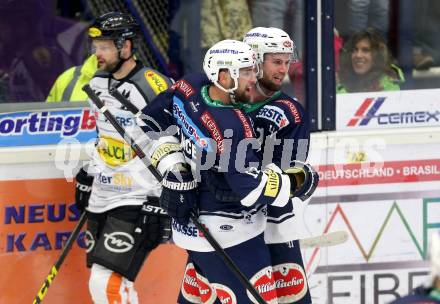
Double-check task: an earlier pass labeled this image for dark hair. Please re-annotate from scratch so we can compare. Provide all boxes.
[338,28,397,92]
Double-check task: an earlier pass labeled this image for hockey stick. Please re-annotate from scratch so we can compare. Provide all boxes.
[299,230,348,249]
[33,212,87,304]
[84,85,268,304]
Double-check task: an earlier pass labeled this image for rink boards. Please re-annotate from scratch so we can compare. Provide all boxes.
[302,127,440,304]
[1,117,440,303]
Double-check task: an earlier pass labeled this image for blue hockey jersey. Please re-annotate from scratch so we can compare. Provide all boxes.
[243,92,310,168]
[141,73,292,251]
[243,92,311,244]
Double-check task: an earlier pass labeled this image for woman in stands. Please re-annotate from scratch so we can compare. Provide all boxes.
[337,27,404,93]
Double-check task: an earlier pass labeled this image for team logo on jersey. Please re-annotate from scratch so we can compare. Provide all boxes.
[117,89,131,110]
[173,98,212,151]
[256,105,290,129]
[97,172,133,188]
[97,136,136,167]
[190,101,200,112]
[197,272,216,303]
[84,230,95,253]
[275,100,301,124]
[272,263,308,302]
[233,109,253,138]
[211,283,237,304]
[172,79,195,98]
[200,111,224,153]
[248,266,277,303]
[181,263,201,302]
[172,221,202,237]
[145,70,168,95]
[219,224,233,231]
[181,263,217,303]
[103,232,134,253]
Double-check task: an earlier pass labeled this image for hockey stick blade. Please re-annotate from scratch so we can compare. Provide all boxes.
[300,230,349,249]
[33,212,87,303]
[83,85,268,304]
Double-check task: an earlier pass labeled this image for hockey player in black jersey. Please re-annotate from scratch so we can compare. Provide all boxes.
[242,27,319,303]
[77,12,174,303]
[141,39,314,303]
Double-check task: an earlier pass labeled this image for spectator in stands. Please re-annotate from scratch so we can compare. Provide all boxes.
[46,54,97,102]
[412,0,440,70]
[346,0,390,40]
[337,28,404,93]
[201,0,252,49]
[389,231,440,303]
[250,0,304,57]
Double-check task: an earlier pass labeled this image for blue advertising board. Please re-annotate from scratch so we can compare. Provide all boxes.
[0,108,97,147]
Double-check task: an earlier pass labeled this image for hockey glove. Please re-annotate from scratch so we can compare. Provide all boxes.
[284,161,319,201]
[134,199,172,251]
[75,167,94,212]
[160,170,198,225]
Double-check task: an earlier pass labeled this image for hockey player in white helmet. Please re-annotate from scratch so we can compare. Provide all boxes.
[243,27,319,303]
[140,38,315,303]
[389,231,440,303]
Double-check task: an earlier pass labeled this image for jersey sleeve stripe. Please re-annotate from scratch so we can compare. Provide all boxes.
[269,173,291,207]
[240,172,268,207]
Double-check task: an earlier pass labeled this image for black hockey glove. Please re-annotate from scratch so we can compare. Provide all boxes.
[284,161,319,201]
[75,167,94,212]
[134,198,171,251]
[160,170,198,225]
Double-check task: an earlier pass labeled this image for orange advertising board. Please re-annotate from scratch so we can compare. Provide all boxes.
[0,178,187,303]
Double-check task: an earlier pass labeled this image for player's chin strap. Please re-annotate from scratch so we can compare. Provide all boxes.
[110,53,134,74]
[213,81,238,104]
[110,38,135,74]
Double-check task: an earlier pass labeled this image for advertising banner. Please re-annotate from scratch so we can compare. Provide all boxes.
[0,160,186,304]
[304,129,440,304]
[336,89,440,131]
[2,119,440,303]
[0,108,97,147]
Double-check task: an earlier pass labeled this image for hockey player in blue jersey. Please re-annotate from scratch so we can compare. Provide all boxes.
[389,231,440,304]
[242,27,319,303]
[140,39,316,303]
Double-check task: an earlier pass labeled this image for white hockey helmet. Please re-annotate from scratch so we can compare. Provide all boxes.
[203,39,257,94]
[243,27,298,64]
[430,230,440,280]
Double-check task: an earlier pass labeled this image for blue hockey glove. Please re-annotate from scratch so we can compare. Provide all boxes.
[160,170,198,225]
[284,161,319,201]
